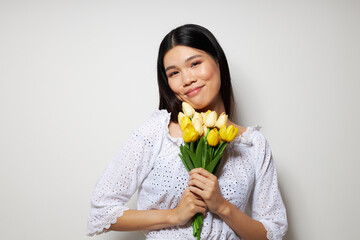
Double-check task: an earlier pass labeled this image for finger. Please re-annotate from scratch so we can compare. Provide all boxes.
[188,178,209,191]
[190,168,216,180]
[185,188,205,202]
[194,205,207,216]
[190,185,216,202]
[182,187,190,194]
[190,173,218,192]
[189,173,212,186]
[189,185,206,199]
[187,198,207,211]
[193,198,207,208]
[191,192,205,201]
[189,167,207,175]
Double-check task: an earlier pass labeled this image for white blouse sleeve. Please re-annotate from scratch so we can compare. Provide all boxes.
[86,126,161,236]
[250,132,288,240]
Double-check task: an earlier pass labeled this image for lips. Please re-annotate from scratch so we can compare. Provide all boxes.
[186,86,204,97]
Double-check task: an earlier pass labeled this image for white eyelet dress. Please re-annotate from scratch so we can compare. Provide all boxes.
[87,109,288,240]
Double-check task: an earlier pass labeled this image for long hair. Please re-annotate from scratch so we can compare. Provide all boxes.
[157,24,234,122]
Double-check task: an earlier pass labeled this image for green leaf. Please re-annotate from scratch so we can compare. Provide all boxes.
[217,142,227,157]
[204,143,210,168]
[179,153,190,172]
[210,146,214,161]
[202,140,208,168]
[195,137,204,168]
[179,145,186,161]
[212,158,222,175]
[206,146,225,172]
[179,144,195,171]
[190,141,195,152]
[206,142,227,173]
[184,147,198,167]
[207,145,225,171]
[214,141,227,156]
[192,213,203,240]
[205,154,222,173]
[184,154,195,171]
[179,157,190,172]
[182,148,195,171]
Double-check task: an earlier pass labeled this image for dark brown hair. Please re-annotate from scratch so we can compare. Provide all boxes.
[157,24,234,122]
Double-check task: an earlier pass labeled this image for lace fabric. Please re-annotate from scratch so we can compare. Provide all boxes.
[87,109,287,239]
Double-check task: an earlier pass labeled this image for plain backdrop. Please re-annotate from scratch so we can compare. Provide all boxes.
[1,1,359,239]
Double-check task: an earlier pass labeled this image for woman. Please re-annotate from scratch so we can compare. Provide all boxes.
[87,24,287,239]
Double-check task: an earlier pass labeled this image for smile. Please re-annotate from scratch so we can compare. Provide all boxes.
[186,86,204,97]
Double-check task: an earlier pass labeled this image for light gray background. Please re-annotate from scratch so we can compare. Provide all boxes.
[1,1,359,239]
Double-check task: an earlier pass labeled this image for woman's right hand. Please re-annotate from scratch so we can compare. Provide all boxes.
[171,188,207,225]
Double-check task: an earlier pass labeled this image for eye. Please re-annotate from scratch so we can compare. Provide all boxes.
[191,61,201,67]
[168,71,179,78]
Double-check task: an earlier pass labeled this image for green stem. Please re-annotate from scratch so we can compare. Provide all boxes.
[192,213,203,239]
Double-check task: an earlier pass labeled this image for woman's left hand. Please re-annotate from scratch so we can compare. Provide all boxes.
[188,168,228,215]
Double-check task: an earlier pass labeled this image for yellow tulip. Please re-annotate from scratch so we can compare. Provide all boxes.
[207,128,220,146]
[219,125,227,141]
[204,111,217,128]
[183,123,199,142]
[178,112,186,124]
[180,116,192,131]
[192,118,204,136]
[215,112,228,129]
[182,102,195,117]
[226,125,239,142]
[219,125,239,142]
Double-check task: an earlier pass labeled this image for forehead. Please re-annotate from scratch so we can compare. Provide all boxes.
[163,46,207,67]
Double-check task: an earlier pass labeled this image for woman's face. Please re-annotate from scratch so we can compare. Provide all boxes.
[164,45,222,111]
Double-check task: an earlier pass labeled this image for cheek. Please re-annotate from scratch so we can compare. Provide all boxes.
[199,65,221,92]
[168,78,181,95]
[198,62,220,82]
[198,66,214,80]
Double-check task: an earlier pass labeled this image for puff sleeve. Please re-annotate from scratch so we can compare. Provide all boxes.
[86,124,162,236]
[250,132,288,240]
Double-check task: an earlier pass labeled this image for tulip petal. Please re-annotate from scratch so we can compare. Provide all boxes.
[182,102,195,117]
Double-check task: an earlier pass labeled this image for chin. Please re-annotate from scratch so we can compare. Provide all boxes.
[190,102,211,112]
[185,96,216,112]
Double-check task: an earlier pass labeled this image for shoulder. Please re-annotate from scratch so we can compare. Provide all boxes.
[227,123,266,148]
[132,109,171,141]
[245,126,274,166]
[249,126,267,146]
[138,109,170,129]
[227,118,261,142]
[247,125,269,152]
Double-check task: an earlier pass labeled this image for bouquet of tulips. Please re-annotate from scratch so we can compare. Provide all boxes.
[178,102,239,240]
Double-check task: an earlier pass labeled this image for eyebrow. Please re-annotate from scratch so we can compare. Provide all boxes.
[165,54,203,72]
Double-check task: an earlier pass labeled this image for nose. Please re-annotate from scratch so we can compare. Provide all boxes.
[182,69,196,86]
